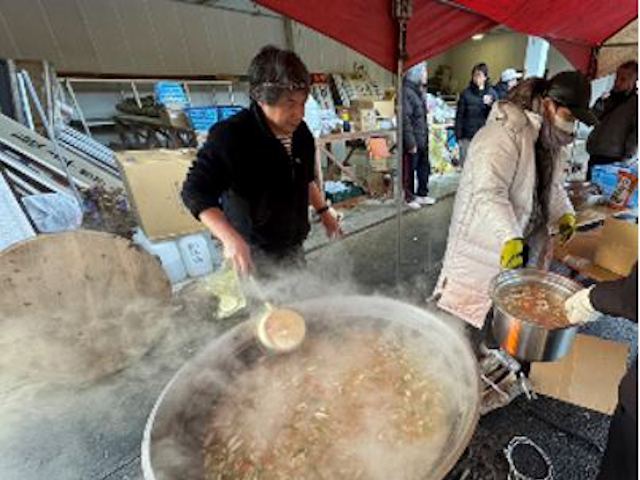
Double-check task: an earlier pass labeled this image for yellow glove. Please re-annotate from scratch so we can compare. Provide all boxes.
[558,213,577,245]
[500,238,526,270]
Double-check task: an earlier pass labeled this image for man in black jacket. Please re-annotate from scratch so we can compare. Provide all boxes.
[181,46,341,276]
[565,263,638,480]
[455,63,497,166]
[403,62,435,209]
[587,61,638,180]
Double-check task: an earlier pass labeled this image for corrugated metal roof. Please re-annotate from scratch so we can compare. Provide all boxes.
[0,0,392,85]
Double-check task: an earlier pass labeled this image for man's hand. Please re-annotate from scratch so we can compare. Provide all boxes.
[408,146,418,154]
[221,231,254,276]
[198,207,254,276]
[321,208,343,240]
[565,287,599,325]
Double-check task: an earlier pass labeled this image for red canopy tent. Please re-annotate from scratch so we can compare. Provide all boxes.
[256,0,637,75]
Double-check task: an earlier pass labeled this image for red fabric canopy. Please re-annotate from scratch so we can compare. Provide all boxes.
[256,0,637,75]
[455,0,638,74]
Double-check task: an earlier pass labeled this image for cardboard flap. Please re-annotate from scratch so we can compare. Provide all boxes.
[530,334,629,414]
[116,149,205,241]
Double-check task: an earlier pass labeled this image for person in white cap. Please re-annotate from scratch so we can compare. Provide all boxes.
[494,68,523,100]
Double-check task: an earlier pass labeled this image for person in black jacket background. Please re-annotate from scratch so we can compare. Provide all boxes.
[455,63,497,166]
[181,46,341,276]
[403,62,436,209]
[565,263,638,480]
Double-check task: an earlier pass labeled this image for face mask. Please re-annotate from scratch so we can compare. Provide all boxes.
[553,114,576,135]
[540,119,574,149]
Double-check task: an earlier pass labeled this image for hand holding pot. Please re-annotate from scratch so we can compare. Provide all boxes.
[565,286,599,324]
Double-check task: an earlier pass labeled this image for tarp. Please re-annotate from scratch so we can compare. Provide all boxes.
[455,0,638,75]
[256,0,637,75]
[597,18,638,78]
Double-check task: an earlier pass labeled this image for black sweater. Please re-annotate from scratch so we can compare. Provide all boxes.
[181,102,316,252]
[591,263,638,323]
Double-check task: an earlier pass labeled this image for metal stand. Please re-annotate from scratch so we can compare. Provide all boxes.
[393,0,412,286]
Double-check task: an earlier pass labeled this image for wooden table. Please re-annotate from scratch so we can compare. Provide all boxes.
[553,205,630,282]
[314,129,396,195]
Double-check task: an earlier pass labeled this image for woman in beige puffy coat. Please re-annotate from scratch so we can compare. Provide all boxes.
[435,72,597,328]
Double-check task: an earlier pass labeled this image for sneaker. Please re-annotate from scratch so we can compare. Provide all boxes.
[415,196,437,205]
[406,200,422,210]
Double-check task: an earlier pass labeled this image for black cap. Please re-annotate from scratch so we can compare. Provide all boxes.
[546,71,598,126]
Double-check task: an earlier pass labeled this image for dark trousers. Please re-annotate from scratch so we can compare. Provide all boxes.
[587,155,621,181]
[403,147,430,201]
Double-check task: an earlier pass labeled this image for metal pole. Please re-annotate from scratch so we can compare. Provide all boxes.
[64,79,91,137]
[17,73,35,130]
[22,70,84,209]
[393,0,412,286]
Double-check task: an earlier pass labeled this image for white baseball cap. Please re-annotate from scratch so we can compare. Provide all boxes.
[501,68,523,82]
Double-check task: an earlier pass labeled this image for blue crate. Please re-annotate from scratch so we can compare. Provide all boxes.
[154,82,190,107]
[185,106,219,133]
[218,105,243,121]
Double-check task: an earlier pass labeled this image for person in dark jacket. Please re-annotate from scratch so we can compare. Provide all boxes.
[586,61,638,180]
[493,68,523,100]
[455,63,497,166]
[565,263,638,480]
[181,46,341,276]
[403,62,435,209]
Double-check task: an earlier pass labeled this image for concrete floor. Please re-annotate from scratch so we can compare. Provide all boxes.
[0,194,636,480]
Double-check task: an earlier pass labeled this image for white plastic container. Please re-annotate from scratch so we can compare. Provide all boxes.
[133,229,188,284]
[178,233,214,278]
[203,231,223,269]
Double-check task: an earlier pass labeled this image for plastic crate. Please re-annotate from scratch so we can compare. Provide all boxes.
[185,106,219,133]
[154,82,190,107]
[217,105,244,121]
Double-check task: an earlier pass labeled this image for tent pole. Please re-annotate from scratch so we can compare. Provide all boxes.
[393,0,412,287]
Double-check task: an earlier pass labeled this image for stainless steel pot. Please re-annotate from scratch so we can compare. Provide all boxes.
[490,269,583,362]
[141,296,480,480]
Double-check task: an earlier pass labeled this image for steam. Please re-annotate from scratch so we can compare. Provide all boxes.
[147,288,479,480]
[0,296,176,385]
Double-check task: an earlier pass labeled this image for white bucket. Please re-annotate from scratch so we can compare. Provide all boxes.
[178,233,214,278]
[133,229,188,284]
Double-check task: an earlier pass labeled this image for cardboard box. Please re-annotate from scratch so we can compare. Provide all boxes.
[366,171,392,197]
[351,100,395,119]
[530,334,629,414]
[373,100,395,119]
[555,215,638,281]
[350,108,377,132]
[116,149,205,241]
[593,217,638,277]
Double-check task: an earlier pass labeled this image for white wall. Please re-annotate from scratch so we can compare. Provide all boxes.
[546,45,574,77]
[432,31,528,93]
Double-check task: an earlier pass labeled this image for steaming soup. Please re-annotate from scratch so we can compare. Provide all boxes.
[203,330,450,480]
[500,283,569,330]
